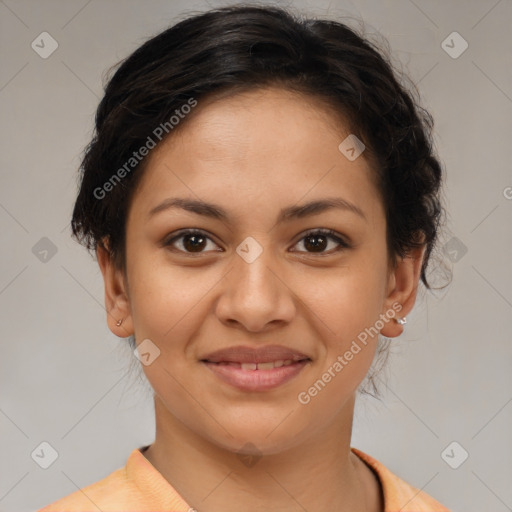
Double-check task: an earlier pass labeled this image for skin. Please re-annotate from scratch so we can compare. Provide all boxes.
[97,86,426,512]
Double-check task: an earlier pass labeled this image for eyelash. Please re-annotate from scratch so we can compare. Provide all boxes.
[163,228,351,255]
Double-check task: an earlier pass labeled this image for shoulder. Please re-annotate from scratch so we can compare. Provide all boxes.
[351,447,451,512]
[36,465,132,512]
[36,446,191,512]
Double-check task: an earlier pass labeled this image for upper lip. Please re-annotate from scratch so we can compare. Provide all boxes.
[201,345,311,364]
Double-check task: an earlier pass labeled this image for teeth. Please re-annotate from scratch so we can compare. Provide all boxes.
[238,359,296,370]
[256,361,276,370]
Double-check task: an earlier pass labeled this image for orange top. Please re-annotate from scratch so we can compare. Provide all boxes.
[38,446,450,511]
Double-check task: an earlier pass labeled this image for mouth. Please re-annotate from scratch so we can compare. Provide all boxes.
[205,359,308,370]
[200,345,312,391]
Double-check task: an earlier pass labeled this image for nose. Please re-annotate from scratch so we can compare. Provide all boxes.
[214,244,296,333]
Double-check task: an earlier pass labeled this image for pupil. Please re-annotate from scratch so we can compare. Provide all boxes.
[184,234,206,252]
[305,234,327,252]
[181,233,328,253]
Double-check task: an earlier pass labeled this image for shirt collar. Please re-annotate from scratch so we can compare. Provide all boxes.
[127,445,448,512]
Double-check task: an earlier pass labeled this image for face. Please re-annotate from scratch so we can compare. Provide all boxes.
[99,87,424,455]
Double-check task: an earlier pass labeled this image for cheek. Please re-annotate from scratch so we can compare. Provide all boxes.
[126,253,218,344]
[293,275,382,415]
[294,259,387,337]
[291,261,386,389]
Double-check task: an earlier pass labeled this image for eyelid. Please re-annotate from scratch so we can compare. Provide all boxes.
[163,228,351,254]
[163,228,222,251]
[291,228,351,253]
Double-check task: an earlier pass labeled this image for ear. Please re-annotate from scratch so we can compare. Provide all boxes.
[96,239,134,338]
[379,242,427,338]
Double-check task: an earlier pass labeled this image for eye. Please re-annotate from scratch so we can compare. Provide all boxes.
[163,228,351,255]
[291,229,350,254]
[164,229,221,254]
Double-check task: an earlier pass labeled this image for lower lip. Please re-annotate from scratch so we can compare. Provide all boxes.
[203,361,310,391]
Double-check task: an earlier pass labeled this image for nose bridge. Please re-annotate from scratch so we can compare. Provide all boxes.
[216,237,295,331]
[232,238,280,305]
[236,246,275,294]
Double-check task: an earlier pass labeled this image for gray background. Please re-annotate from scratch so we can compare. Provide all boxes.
[1,0,511,511]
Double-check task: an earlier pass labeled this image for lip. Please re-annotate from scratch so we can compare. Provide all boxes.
[201,345,310,364]
[201,345,311,392]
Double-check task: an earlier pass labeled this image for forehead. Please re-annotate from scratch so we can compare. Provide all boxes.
[129,87,383,226]
[165,87,354,160]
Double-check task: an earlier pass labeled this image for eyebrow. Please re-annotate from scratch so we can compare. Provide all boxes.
[148,196,367,223]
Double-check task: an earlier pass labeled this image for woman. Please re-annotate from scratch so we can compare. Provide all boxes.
[39,5,450,511]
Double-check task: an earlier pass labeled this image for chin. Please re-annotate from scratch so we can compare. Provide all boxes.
[199,412,311,456]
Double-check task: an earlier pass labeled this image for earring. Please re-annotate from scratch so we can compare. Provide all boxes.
[116,318,123,326]
[395,317,407,325]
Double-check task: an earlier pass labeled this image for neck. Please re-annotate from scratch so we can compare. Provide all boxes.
[142,394,382,512]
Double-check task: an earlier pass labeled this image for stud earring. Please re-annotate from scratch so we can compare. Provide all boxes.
[116,318,123,326]
[395,317,407,325]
